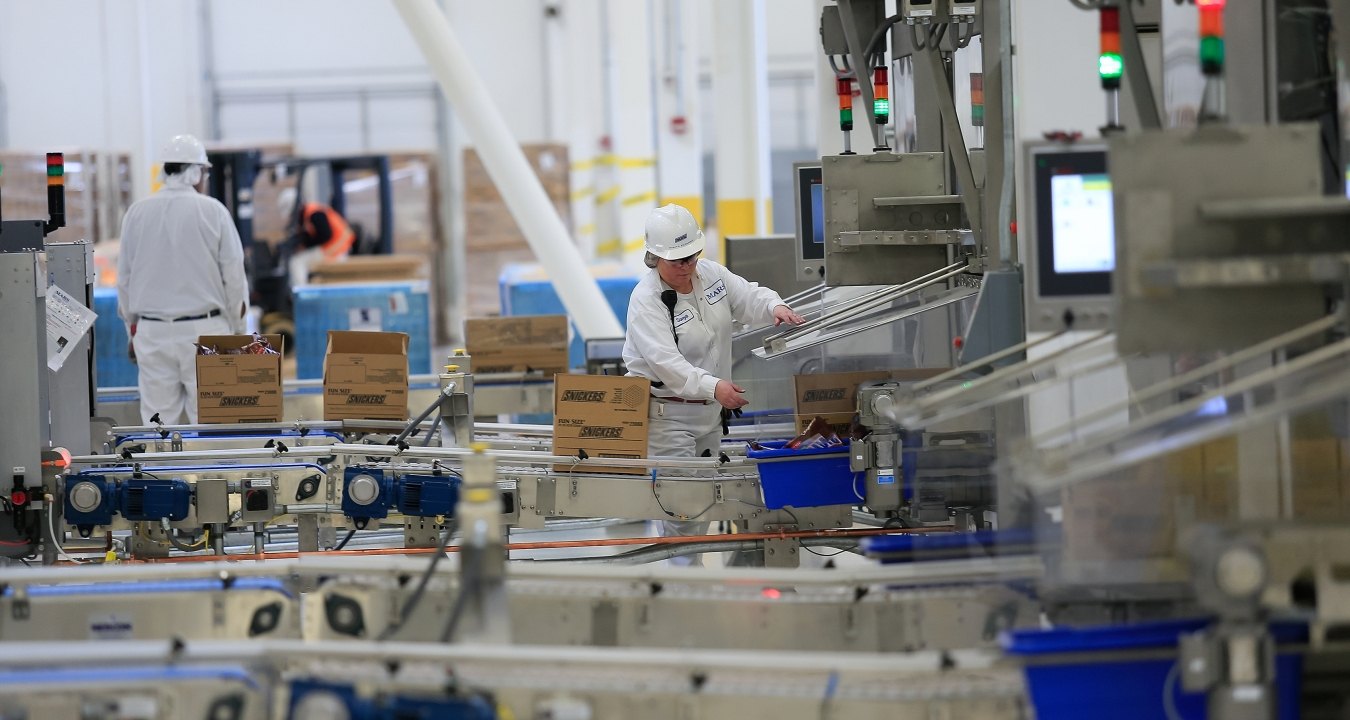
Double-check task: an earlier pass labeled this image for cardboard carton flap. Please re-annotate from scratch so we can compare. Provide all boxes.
[326,330,409,355]
[199,334,285,354]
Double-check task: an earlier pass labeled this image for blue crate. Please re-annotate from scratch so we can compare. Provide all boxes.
[747,440,858,509]
[499,262,639,369]
[93,288,138,389]
[1003,619,1304,720]
[862,528,1037,563]
[293,282,431,379]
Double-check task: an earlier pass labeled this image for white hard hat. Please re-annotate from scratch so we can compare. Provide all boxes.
[160,134,211,167]
[644,204,705,260]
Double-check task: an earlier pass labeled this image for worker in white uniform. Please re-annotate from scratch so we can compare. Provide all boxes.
[623,204,805,565]
[117,134,249,425]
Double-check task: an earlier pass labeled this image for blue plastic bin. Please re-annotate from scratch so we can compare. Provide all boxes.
[1003,619,1304,720]
[863,528,1037,562]
[499,262,639,369]
[93,288,138,388]
[293,282,431,379]
[748,440,857,509]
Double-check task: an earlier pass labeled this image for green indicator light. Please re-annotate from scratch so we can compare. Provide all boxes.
[1098,53,1123,80]
[873,98,889,116]
[46,165,63,177]
[1200,36,1225,74]
[840,108,853,125]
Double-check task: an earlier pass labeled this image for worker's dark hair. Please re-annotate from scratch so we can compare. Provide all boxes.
[163,162,191,176]
[644,252,660,269]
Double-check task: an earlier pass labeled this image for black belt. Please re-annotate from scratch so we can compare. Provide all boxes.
[140,308,222,323]
[651,394,709,405]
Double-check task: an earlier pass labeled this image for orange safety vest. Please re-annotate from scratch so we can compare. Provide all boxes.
[302,203,355,261]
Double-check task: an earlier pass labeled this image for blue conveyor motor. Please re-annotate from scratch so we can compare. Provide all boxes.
[397,473,459,518]
[287,678,496,719]
[342,468,460,526]
[64,474,192,534]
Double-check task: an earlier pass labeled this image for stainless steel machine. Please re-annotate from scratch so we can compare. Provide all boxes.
[4,1,1350,718]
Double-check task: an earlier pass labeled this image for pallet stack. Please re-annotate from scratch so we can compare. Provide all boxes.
[463,143,572,319]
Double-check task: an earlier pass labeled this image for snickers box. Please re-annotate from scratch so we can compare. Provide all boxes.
[793,369,950,435]
[196,334,285,423]
[465,315,569,374]
[323,331,410,421]
[553,373,650,475]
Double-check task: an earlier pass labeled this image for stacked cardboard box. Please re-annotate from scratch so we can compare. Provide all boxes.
[464,144,571,318]
[553,374,651,475]
[0,150,132,246]
[1062,412,1350,574]
[465,315,569,374]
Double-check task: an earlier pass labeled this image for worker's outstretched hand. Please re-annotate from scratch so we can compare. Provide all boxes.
[715,380,749,410]
[773,305,806,326]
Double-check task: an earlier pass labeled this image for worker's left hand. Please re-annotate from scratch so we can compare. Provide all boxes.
[773,305,806,326]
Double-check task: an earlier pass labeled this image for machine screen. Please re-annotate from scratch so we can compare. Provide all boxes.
[795,164,825,261]
[1033,149,1112,298]
[810,183,825,244]
[1050,173,1115,274]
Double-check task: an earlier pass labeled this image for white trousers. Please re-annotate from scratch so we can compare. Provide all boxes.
[134,315,231,425]
[648,399,722,566]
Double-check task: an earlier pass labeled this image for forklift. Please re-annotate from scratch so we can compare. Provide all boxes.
[206,150,395,339]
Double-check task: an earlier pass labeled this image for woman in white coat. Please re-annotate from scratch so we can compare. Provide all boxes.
[623,204,804,564]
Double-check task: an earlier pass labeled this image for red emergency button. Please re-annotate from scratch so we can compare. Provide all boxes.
[10,489,28,507]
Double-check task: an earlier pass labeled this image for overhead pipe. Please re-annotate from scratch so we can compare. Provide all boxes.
[391,0,623,340]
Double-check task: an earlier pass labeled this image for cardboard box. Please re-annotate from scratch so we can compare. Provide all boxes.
[311,255,427,285]
[1291,439,1343,520]
[793,368,949,434]
[196,335,285,424]
[323,331,410,421]
[553,374,650,475]
[466,315,570,375]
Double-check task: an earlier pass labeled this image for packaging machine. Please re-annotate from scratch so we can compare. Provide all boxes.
[5,1,1350,718]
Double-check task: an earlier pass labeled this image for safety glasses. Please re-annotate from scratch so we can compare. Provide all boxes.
[665,252,701,267]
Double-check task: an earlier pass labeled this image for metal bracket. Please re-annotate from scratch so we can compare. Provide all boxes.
[536,477,556,517]
[10,588,28,621]
[838,230,972,247]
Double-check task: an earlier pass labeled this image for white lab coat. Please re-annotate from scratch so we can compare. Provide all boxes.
[623,259,785,564]
[117,177,249,424]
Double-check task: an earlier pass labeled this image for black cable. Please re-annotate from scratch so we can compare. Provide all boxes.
[378,526,452,641]
[440,548,480,643]
[863,14,903,68]
[909,23,928,52]
[651,478,717,522]
[394,394,444,446]
[420,410,443,448]
[801,545,853,558]
[334,527,357,551]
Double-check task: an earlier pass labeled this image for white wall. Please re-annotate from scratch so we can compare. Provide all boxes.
[0,0,555,194]
[0,0,202,196]
[207,0,550,154]
[0,0,827,256]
